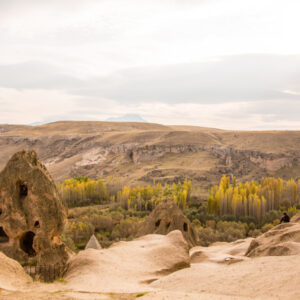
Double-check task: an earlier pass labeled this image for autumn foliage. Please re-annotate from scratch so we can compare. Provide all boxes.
[208,175,300,221]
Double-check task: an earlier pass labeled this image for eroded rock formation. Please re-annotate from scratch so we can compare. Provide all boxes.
[246,214,300,257]
[137,200,199,247]
[0,150,68,265]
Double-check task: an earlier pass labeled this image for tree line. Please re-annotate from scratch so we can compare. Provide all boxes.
[207,175,300,221]
[59,176,191,209]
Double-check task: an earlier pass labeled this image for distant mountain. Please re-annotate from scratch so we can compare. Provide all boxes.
[106,114,147,123]
[29,121,48,126]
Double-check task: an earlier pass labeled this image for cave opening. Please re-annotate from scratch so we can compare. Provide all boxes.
[155,219,161,228]
[20,231,36,256]
[129,151,134,161]
[183,223,188,232]
[0,227,9,243]
[17,181,28,200]
[166,222,171,229]
[34,221,40,228]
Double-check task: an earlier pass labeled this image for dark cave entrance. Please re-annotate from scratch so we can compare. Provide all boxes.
[17,181,28,200]
[20,231,36,257]
[155,219,161,228]
[0,227,9,243]
[183,222,188,232]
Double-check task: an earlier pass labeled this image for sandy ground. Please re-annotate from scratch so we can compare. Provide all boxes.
[1,228,300,300]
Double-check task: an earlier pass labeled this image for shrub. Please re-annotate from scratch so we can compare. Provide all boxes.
[261,223,274,233]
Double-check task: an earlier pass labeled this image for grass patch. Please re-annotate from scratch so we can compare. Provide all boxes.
[136,292,148,298]
[56,278,68,284]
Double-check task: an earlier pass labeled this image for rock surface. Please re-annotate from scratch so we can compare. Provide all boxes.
[246,215,300,257]
[0,150,68,265]
[137,200,199,247]
[0,251,32,291]
[65,230,190,293]
[190,238,253,264]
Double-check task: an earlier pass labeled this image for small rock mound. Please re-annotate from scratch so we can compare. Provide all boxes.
[85,234,102,250]
[246,220,300,257]
[137,200,199,247]
[0,150,68,265]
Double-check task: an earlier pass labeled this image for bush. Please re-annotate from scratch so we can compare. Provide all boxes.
[261,223,274,233]
[248,229,262,237]
[198,221,247,246]
[198,227,220,246]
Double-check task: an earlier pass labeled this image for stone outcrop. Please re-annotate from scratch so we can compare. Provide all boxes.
[0,251,32,291]
[0,150,68,265]
[246,218,300,257]
[65,231,190,293]
[137,200,199,248]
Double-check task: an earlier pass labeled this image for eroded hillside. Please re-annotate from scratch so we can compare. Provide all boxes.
[0,121,300,188]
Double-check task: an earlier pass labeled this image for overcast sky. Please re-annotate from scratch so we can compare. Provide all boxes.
[0,0,300,129]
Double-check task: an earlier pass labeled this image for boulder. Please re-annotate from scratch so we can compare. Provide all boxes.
[0,150,68,265]
[137,200,199,247]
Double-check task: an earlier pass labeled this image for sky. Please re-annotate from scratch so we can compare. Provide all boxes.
[0,0,300,129]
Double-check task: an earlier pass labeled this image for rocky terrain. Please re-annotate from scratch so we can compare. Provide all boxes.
[2,217,300,299]
[0,121,300,188]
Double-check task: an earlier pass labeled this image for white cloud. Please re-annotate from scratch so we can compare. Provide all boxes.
[0,88,82,124]
[1,0,300,76]
[0,0,300,129]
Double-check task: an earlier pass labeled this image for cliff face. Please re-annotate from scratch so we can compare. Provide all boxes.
[0,122,299,188]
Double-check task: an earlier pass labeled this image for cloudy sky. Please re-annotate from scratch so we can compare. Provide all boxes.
[0,0,300,129]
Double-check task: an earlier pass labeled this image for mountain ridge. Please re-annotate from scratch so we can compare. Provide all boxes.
[0,121,299,188]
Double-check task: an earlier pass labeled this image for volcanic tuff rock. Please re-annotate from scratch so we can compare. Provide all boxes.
[137,200,199,247]
[0,150,68,265]
[246,213,300,257]
[0,251,32,291]
[65,230,190,293]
